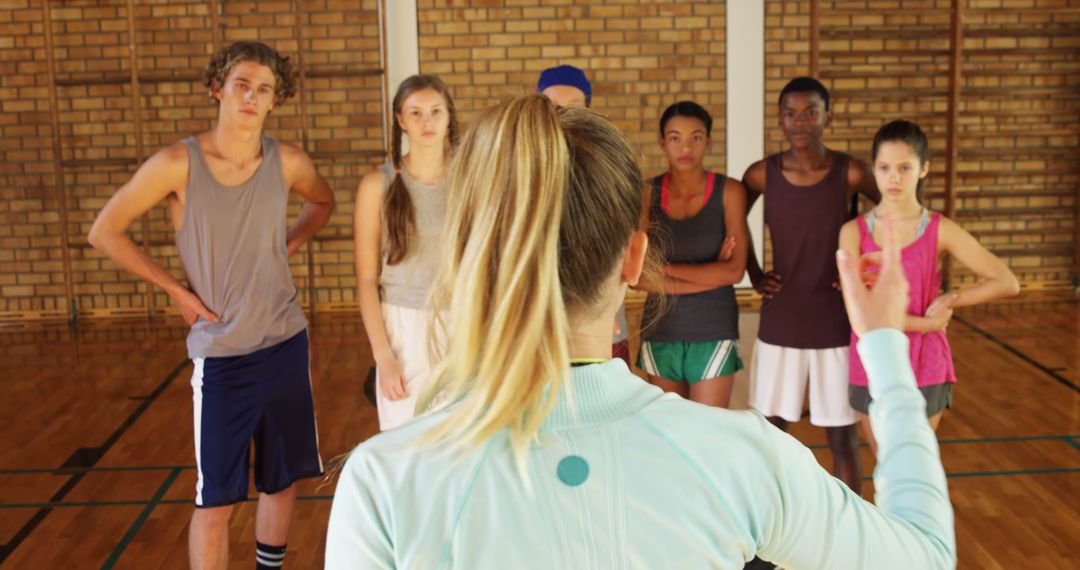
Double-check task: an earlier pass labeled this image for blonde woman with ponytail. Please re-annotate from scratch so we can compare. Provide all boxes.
[327,96,956,569]
[355,75,458,431]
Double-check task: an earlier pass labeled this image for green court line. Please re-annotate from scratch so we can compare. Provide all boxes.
[807,433,1080,450]
[861,467,1080,481]
[3,467,1078,511]
[1068,437,1080,453]
[943,467,1080,479]
[100,467,182,569]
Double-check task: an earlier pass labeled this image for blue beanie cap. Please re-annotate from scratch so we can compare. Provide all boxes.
[537,65,591,99]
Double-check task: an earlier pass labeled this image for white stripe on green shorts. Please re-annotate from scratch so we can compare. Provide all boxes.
[703,341,733,379]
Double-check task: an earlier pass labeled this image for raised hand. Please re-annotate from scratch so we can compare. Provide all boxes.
[836,216,909,337]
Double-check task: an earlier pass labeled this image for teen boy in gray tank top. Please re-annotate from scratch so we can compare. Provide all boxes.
[87,42,335,569]
[178,135,308,358]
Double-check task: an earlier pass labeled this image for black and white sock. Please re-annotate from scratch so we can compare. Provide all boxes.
[255,541,286,569]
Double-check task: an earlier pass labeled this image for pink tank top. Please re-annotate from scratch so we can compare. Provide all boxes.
[849,211,956,388]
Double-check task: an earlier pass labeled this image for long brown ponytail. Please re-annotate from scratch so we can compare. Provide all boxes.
[384,74,460,265]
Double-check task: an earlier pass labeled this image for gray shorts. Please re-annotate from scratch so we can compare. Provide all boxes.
[849,382,953,417]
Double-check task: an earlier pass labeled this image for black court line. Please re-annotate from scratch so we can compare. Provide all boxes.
[1069,437,1080,454]
[0,464,197,475]
[953,315,1079,394]
[101,467,182,569]
[0,359,189,564]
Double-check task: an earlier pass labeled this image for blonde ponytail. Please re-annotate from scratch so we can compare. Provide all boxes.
[419,95,643,476]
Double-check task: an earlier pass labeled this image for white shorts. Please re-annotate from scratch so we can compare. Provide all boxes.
[748,338,856,427]
[375,303,444,431]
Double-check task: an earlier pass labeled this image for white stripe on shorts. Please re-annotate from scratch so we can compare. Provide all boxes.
[191,358,205,506]
[640,342,659,376]
[703,341,734,379]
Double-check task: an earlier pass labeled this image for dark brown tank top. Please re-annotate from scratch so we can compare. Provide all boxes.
[758,152,851,348]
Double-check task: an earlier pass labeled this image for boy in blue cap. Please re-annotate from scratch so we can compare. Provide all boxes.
[537,65,632,365]
[538,64,591,109]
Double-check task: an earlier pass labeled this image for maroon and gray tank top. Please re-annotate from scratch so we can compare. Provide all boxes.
[757,152,851,349]
[175,136,307,358]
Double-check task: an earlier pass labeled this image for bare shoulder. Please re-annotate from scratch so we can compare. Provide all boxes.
[839,217,859,234]
[722,176,747,198]
[846,155,871,181]
[741,159,767,193]
[148,141,190,173]
[357,167,385,198]
[276,140,314,171]
[838,218,861,250]
[936,215,967,241]
[131,142,190,193]
[846,153,868,170]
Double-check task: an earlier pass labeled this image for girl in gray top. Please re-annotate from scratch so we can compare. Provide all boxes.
[355,75,459,430]
[637,101,751,409]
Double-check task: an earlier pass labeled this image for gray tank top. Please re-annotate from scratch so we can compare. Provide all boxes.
[642,172,739,342]
[176,136,307,358]
[378,162,446,309]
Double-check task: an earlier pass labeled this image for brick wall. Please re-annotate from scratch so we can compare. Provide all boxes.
[763,0,1078,288]
[416,0,729,181]
[0,0,382,320]
[1,0,1076,322]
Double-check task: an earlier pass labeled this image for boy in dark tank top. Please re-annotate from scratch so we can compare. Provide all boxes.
[740,77,880,495]
[88,42,335,569]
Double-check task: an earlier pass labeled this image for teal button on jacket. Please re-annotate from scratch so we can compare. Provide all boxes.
[326,329,955,569]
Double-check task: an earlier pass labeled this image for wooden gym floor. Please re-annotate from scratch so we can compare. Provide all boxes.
[0,292,1077,568]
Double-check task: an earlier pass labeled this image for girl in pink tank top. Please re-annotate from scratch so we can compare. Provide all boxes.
[839,120,1019,454]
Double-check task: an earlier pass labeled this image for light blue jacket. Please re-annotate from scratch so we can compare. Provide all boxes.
[326,329,955,569]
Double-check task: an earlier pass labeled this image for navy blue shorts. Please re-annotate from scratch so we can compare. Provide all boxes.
[190,330,323,507]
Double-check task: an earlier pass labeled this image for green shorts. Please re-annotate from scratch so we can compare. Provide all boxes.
[637,339,744,383]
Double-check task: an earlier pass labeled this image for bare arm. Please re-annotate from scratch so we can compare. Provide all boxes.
[663,178,750,287]
[87,144,217,324]
[849,156,881,205]
[281,143,335,257]
[635,274,715,295]
[741,160,766,283]
[355,171,408,400]
[740,160,784,298]
[940,217,1020,307]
